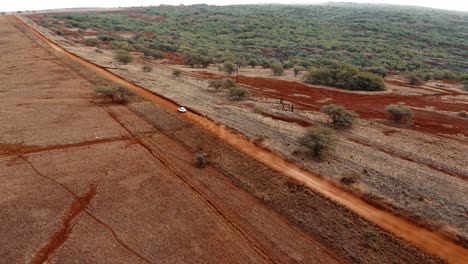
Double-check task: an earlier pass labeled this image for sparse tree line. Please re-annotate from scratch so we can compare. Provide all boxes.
[299,103,414,159]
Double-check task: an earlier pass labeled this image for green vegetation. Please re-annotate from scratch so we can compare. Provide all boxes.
[293,66,304,77]
[142,65,153,72]
[43,4,467,76]
[299,126,334,158]
[385,104,414,123]
[221,61,237,75]
[115,50,133,64]
[321,104,359,129]
[229,86,248,100]
[194,152,208,168]
[94,85,134,103]
[303,66,385,91]
[84,37,99,47]
[270,63,284,76]
[173,69,182,77]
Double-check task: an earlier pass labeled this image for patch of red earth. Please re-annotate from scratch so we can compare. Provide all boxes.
[262,113,313,127]
[441,79,461,85]
[127,12,166,22]
[195,71,468,136]
[260,48,274,56]
[162,52,184,65]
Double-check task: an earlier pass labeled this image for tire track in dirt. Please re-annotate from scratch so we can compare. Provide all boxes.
[0,136,134,157]
[13,15,468,263]
[345,137,467,181]
[99,105,277,264]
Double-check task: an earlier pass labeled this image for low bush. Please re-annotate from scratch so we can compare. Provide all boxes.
[173,69,182,77]
[386,104,414,123]
[321,104,359,128]
[194,152,208,168]
[84,38,99,47]
[94,85,134,103]
[229,86,248,100]
[298,126,334,158]
[208,80,223,89]
[304,67,384,91]
[115,50,133,64]
[271,62,284,76]
[142,65,153,72]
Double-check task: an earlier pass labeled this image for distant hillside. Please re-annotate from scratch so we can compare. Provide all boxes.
[39,3,468,73]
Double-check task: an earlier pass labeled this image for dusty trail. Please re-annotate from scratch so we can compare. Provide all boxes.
[12,16,468,263]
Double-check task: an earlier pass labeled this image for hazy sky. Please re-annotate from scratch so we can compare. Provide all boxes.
[1,0,467,12]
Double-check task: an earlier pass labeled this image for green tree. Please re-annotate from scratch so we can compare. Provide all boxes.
[271,63,284,76]
[293,66,304,77]
[248,59,257,68]
[115,50,133,64]
[229,86,248,100]
[345,72,385,91]
[94,85,117,102]
[222,61,237,75]
[321,104,359,128]
[406,72,425,85]
[386,104,414,123]
[298,126,334,158]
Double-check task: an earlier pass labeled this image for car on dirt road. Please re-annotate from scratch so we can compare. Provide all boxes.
[178,106,187,113]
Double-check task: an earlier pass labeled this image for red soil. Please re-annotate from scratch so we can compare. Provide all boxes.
[162,52,184,65]
[197,72,468,136]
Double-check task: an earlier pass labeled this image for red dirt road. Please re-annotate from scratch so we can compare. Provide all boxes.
[12,15,468,264]
[1,16,342,263]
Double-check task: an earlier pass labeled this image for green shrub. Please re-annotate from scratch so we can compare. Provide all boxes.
[364,66,387,77]
[94,85,134,103]
[115,50,133,64]
[110,40,135,52]
[321,104,359,128]
[345,72,385,91]
[433,70,457,80]
[298,126,334,158]
[229,86,248,100]
[142,48,164,60]
[209,80,223,89]
[248,59,257,68]
[222,78,237,89]
[222,61,237,75]
[142,65,153,72]
[173,69,182,77]
[386,104,414,123]
[304,67,384,91]
[271,63,284,76]
[84,38,99,47]
[194,152,208,168]
[293,66,304,77]
[406,72,425,85]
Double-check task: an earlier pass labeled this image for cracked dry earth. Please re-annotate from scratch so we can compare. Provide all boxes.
[0,16,344,263]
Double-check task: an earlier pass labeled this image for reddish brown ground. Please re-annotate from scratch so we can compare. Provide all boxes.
[10,14,468,264]
[162,51,185,65]
[0,15,344,264]
[196,71,468,137]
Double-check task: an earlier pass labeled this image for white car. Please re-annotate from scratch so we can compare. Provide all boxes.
[177,106,187,113]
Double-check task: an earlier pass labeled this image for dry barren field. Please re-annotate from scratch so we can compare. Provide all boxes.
[1,12,468,264]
